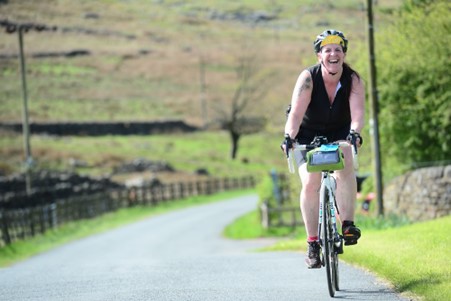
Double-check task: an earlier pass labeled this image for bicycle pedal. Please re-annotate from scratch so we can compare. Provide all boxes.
[344,239,358,246]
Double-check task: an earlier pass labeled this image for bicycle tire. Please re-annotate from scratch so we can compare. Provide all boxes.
[321,187,336,297]
[332,198,340,291]
[333,252,340,291]
[333,230,340,291]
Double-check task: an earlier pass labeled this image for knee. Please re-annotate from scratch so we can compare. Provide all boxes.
[300,175,321,196]
[336,147,355,179]
[302,185,318,197]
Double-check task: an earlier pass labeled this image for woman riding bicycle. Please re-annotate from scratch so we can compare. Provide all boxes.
[282,29,365,269]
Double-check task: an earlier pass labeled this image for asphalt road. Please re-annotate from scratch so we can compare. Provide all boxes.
[0,194,408,301]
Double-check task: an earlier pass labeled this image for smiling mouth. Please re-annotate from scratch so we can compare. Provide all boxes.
[328,59,339,64]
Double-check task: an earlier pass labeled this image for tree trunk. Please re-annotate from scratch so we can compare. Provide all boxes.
[230,131,240,159]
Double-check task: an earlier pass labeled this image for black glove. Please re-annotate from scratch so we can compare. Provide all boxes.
[281,134,294,157]
[347,130,363,147]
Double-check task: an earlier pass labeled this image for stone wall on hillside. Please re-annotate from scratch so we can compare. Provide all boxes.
[383,165,451,221]
[0,120,198,136]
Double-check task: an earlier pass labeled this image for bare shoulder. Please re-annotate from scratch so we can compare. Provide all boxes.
[299,69,312,81]
[351,72,364,86]
[296,69,313,91]
[351,73,365,93]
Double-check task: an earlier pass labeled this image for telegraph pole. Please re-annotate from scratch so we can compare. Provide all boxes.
[199,54,208,128]
[1,20,57,195]
[17,27,33,195]
[366,0,384,215]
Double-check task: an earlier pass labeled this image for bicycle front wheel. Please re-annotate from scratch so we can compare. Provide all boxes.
[333,244,340,291]
[321,187,336,297]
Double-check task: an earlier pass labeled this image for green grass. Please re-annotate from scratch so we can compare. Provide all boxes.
[0,189,253,267]
[224,211,451,301]
[0,0,403,124]
[0,0,397,183]
[0,130,374,191]
[342,217,451,301]
[223,210,306,239]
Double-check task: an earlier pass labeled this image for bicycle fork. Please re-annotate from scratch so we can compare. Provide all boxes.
[318,175,343,254]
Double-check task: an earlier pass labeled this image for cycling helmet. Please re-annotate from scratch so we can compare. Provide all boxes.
[313,29,348,53]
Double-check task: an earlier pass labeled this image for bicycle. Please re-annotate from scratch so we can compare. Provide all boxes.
[285,135,358,297]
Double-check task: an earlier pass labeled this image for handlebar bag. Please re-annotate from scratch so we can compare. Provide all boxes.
[306,144,345,172]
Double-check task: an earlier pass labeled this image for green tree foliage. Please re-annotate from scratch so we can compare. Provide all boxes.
[376,0,450,169]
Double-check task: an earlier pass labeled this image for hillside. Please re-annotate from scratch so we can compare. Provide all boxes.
[0,0,401,128]
[0,0,402,178]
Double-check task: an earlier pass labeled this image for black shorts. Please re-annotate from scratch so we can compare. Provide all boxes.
[294,125,350,165]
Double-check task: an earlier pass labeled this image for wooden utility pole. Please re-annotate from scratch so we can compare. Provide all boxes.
[366,0,384,215]
[1,20,57,195]
[199,55,208,128]
[17,28,32,195]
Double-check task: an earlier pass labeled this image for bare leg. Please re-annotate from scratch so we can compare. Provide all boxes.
[335,145,357,222]
[298,164,322,238]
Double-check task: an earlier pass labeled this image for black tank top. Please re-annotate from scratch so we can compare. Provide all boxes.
[299,64,353,133]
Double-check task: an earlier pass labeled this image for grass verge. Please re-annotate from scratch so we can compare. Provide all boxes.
[223,209,306,240]
[224,211,450,301]
[0,189,253,267]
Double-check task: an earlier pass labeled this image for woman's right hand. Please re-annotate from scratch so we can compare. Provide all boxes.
[281,134,294,157]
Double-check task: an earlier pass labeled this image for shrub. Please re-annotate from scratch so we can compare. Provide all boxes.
[376,0,450,171]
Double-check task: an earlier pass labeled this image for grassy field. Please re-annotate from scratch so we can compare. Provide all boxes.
[0,130,300,178]
[0,0,401,123]
[0,0,402,177]
[224,210,451,301]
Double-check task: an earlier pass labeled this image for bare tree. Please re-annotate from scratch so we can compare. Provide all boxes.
[215,44,274,159]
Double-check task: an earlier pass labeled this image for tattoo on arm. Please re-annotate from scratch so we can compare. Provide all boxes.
[298,77,312,97]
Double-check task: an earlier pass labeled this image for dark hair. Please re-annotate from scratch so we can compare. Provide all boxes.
[343,62,361,101]
[343,62,360,80]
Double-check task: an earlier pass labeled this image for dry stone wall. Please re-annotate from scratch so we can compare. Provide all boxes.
[383,165,451,221]
[0,120,198,136]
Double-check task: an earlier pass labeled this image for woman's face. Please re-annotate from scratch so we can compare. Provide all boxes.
[317,43,346,74]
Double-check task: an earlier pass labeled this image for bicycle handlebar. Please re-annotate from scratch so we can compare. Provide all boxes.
[287,141,358,174]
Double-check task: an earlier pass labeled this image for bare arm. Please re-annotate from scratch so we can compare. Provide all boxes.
[349,74,365,134]
[284,70,313,139]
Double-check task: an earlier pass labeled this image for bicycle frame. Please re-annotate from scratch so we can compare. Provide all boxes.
[318,172,341,248]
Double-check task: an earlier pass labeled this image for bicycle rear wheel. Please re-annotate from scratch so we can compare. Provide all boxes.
[321,188,336,297]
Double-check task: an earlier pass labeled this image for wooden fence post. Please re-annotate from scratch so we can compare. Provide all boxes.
[50,203,57,229]
[0,210,11,245]
[260,200,269,229]
[138,187,144,205]
[196,181,202,195]
[187,182,194,196]
[150,186,157,206]
[179,182,185,199]
[168,183,175,201]
[27,207,35,237]
[224,178,230,190]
